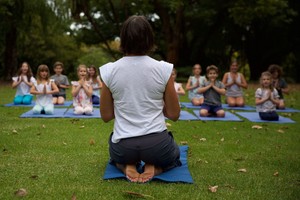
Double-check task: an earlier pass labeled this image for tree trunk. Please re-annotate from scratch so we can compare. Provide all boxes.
[3,25,18,81]
[154,0,184,66]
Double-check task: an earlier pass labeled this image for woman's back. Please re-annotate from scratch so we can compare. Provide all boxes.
[100,55,173,143]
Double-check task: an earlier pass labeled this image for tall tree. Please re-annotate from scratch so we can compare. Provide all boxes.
[0,0,24,80]
[0,0,80,80]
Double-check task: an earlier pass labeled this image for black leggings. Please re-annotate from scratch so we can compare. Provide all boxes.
[259,111,279,121]
[109,130,181,172]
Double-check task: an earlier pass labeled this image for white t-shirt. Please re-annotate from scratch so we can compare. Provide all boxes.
[12,76,36,96]
[255,88,279,112]
[33,80,55,107]
[174,82,182,99]
[100,56,173,143]
[89,76,101,97]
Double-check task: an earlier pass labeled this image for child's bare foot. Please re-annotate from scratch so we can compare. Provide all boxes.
[138,164,162,183]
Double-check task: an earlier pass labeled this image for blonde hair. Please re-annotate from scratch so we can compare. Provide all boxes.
[36,64,50,84]
[77,64,88,79]
[260,71,274,90]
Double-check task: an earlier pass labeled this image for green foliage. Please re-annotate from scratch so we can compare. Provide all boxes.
[0,0,299,82]
[228,0,296,26]
[77,46,114,68]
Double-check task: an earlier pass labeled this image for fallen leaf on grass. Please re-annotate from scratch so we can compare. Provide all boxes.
[277,129,285,133]
[199,138,206,142]
[233,157,245,162]
[42,124,46,128]
[273,171,279,176]
[80,125,85,128]
[29,175,38,179]
[63,141,67,145]
[238,168,247,173]
[196,159,208,164]
[123,191,154,199]
[71,192,76,200]
[70,119,80,124]
[208,185,218,193]
[14,188,27,197]
[12,129,18,133]
[89,139,95,145]
[252,125,262,129]
[224,184,235,189]
[220,137,224,142]
[180,141,188,145]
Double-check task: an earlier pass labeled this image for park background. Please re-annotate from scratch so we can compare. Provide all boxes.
[1,0,300,199]
[0,0,300,82]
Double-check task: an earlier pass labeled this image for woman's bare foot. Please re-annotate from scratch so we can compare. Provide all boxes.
[138,164,162,183]
[116,164,140,182]
[125,164,140,182]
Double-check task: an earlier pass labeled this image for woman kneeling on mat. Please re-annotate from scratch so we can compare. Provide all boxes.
[255,71,280,121]
[100,15,181,183]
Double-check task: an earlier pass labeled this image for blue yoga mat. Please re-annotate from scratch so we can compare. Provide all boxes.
[20,108,67,118]
[166,110,198,121]
[236,112,295,123]
[222,104,256,111]
[103,145,193,183]
[63,108,101,118]
[5,101,73,107]
[180,102,201,109]
[276,107,300,113]
[5,102,35,107]
[53,101,72,107]
[192,110,243,121]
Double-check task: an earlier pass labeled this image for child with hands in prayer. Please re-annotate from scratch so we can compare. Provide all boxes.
[71,64,93,115]
[30,64,59,114]
[198,65,226,117]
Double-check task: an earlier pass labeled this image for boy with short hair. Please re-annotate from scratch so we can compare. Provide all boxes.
[198,65,226,117]
[50,61,70,105]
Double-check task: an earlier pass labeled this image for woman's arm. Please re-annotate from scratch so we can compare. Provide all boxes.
[100,82,114,122]
[93,78,103,90]
[163,76,180,121]
[222,73,234,88]
[236,73,248,89]
[185,77,199,91]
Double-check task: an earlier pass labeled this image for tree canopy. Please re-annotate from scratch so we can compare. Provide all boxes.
[0,0,299,82]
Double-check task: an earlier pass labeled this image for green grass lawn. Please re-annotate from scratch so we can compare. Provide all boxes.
[0,83,299,199]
